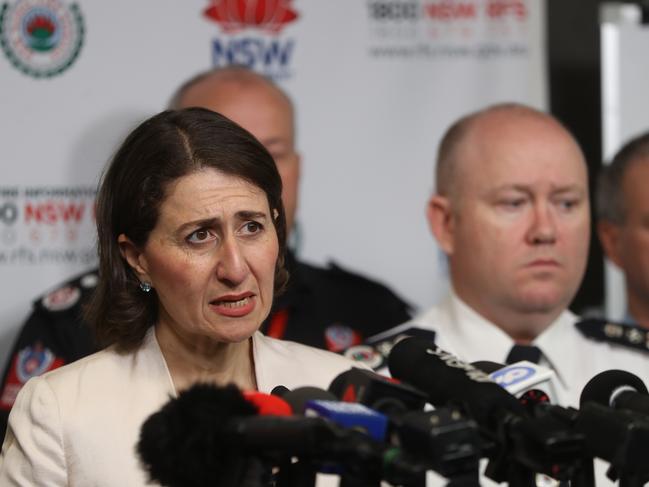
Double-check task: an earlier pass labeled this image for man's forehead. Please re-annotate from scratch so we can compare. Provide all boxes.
[453,112,585,186]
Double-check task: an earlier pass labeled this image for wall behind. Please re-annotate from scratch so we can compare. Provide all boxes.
[0,0,546,367]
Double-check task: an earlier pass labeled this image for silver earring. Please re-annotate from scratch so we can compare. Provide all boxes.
[139,281,152,293]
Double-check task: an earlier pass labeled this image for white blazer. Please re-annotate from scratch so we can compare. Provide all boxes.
[0,328,360,486]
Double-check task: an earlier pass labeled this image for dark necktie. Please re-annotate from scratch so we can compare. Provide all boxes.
[506,344,542,364]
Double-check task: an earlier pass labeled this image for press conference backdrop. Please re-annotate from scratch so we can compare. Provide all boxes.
[601,2,649,321]
[0,0,546,364]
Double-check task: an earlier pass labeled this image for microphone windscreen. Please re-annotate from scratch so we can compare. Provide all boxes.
[471,361,504,374]
[137,383,257,487]
[243,391,292,416]
[279,386,338,414]
[271,385,290,397]
[388,337,524,427]
[580,369,648,408]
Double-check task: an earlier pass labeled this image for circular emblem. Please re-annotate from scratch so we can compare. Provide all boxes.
[0,0,84,78]
[343,345,383,370]
[42,284,80,311]
[16,344,55,382]
[324,324,361,353]
[491,365,535,388]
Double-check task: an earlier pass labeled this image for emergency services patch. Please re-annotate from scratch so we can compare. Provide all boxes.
[343,326,437,371]
[324,324,361,352]
[0,343,64,410]
[42,284,80,311]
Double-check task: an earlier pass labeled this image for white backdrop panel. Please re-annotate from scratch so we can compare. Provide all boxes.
[0,0,546,365]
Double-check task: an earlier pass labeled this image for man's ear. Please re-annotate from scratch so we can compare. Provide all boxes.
[117,234,149,278]
[597,220,623,269]
[426,194,455,255]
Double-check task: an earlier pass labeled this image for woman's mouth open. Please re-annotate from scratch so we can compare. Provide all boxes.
[210,294,256,317]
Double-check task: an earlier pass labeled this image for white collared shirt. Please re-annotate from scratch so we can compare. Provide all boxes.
[407,290,649,408]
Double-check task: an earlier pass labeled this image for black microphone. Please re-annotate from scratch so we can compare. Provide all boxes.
[388,337,586,485]
[580,369,649,416]
[138,383,427,487]
[328,367,427,416]
[137,383,270,487]
[272,385,338,414]
[470,361,503,374]
[388,337,525,429]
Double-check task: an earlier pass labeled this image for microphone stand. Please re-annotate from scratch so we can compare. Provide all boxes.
[274,458,317,487]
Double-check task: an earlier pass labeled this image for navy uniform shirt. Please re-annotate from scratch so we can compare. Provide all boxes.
[0,271,99,439]
[260,251,412,352]
[0,253,411,438]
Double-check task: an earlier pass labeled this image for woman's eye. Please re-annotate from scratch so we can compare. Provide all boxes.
[242,221,263,234]
[187,229,215,243]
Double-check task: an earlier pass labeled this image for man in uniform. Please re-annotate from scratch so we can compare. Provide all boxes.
[597,131,649,329]
[0,66,411,436]
[347,103,649,409]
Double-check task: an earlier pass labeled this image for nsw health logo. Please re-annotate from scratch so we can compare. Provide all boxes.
[203,0,298,80]
[491,365,535,388]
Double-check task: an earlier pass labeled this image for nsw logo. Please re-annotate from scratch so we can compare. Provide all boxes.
[491,365,535,388]
[204,0,298,34]
[203,0,298,80]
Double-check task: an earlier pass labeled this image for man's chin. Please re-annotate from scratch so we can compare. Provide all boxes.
[513,289,567,315]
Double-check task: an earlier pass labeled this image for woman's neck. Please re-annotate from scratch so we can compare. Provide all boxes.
[154,324,257,393]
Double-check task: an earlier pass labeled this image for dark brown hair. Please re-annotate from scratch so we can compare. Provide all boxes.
[85,107,287,351]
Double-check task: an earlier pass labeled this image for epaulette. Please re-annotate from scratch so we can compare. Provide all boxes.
[342,326,437,371]
[576,318,649,354]
[35,270,98,314]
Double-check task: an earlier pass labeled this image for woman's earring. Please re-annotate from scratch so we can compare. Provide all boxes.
[139,281,152,293]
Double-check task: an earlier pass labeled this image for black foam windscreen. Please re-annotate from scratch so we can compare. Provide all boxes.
[137,383,258,487]
[580,369,648,408]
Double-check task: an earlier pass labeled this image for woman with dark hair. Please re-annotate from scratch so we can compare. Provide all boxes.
[0,108,360,485]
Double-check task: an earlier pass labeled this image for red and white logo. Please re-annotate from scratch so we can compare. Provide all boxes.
[204,0,298,34]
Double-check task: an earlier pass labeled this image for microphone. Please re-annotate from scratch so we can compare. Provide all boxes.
[137,383,268,487]
[473,360,558,413]
[243,390,293,416]
[388,337,585,484]
[388,337,524,429]
[470,361,503,374]
[580,369,649,416]
[329,366,482,485]
[328,367,427,416]
[138,382,428,487]
[272,385,338,414]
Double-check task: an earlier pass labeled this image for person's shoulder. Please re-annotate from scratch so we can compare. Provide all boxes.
[36,347,121,388]
[254,333,367,391]
[295,259,411,309]
[340,316,439,372]
[574,317,649,355]
[32,268,99,317]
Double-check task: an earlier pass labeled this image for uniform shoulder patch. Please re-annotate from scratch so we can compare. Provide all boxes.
[0,343,65,410]
[576,318,649,354]
[324,324,362,353]
[342,326,437,371]
[41,284,81,312]
[35,269,98,313]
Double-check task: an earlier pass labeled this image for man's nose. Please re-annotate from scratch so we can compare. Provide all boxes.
[527,202,557,245]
